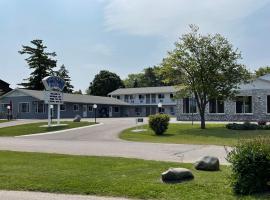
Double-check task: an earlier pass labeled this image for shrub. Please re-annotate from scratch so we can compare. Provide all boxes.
[226,137,270,195]
[258,120,267,126]
[148,114,170,135]
[226,122,258,130]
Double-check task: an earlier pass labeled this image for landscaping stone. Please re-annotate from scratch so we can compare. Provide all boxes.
[73,115,81,122]
[161,168,194,183]
[194,156,220,171]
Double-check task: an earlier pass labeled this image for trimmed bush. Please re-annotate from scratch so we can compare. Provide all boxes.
[148,114,170,135]
[258,120,267,126]
[226,137,270,195]
[226,122,258,130]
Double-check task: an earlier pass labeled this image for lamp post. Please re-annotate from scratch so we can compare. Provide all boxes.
[93,104,97,124]
[6,105,11,120]
[158,102,163,114]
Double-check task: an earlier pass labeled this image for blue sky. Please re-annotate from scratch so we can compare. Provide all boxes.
[1,0,270,91]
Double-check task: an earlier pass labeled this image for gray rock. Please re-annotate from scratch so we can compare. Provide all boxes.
[161,168,194,183]
[194,156,220,171]
[73,115,81,122]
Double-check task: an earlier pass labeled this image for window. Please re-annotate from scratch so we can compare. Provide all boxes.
[114,107,119,113]
[236,96,252,113]
[88,105,93,112]
[183,98,196,113]
[170,107,175,114]
[158,107,165,113]
[209,99,224,113]
[139,94,144,99]
[170,93,174,99]
[158,94,164,99]
[114,95,120,99]
[60,104,66,111]
[73,104,79,111]
[0,104,10,112]
[36,102,44,113]
[267,96,270,113]
[135,107,142,115]
[19,103,30,113]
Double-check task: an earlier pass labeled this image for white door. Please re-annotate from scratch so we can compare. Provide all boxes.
[83,105,87,117]
[109,106,112,117]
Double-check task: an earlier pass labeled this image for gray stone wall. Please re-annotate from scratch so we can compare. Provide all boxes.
[176,89,270,122]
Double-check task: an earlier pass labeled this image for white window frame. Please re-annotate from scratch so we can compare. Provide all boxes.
[182,98,197,114]
[208,99,225,114]
[73,104,79,111]
[235,96,253,114]
[35,102,45,113]
[18,102,30,113]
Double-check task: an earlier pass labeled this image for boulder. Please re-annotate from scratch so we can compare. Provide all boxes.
[73,115,81,122]
[194,156,220,171]
[161,168,194,183]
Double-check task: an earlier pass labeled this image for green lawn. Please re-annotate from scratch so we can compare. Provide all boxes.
[0,151,268,200]
[120,123,270,146]
[0,120,9,123]
[0,121,95,136]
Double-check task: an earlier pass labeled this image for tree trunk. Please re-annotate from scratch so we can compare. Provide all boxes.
[200,108,206,129]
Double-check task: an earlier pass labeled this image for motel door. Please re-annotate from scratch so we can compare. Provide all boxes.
[83,105,87,118]
[109,106,112,117]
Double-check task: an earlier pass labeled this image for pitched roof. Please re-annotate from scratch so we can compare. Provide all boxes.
[108,86,179,95]
[2,89,129,106]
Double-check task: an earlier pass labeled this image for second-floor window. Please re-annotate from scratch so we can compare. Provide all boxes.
[236,96,252,114]
[209,99,224,113]
[158,94,164,99]
[183,98,196,113]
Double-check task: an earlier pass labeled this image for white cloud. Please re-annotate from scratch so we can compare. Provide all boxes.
[103,0,270,36]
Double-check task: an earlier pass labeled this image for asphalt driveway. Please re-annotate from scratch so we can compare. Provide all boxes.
[0,118,229,164]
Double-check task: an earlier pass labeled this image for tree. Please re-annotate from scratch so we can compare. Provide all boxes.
[88,70,125,96]
[162,25,250,129]
[73,89,82,94]
[18,39,57,90]
[55,65,74,93]
[124,73,145,88]
[143,67,160,86]
[255,66,270,77]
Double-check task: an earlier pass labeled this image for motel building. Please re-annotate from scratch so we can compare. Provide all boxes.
[1,74,270,121]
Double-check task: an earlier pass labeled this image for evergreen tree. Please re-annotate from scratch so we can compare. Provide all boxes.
[56,65,74,93]
[18,39,57,90]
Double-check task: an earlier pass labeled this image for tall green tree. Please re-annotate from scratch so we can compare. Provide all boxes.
[18,39,57,90]
[255,66,270,77]
[88,70,125,96]
[124,73,145,88]
[162,25,250,129]
[55,65,74,93]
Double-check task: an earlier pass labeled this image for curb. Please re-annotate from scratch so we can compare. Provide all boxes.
[15,122,104,137]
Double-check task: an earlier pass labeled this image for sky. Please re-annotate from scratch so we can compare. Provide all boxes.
[1,0,270,91]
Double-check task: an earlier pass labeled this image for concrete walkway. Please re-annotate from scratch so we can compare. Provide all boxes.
[0,191,131,200]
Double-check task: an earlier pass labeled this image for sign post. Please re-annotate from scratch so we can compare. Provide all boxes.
[42,76,65,127]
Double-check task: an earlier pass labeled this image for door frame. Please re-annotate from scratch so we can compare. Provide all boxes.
[82,105,87,118]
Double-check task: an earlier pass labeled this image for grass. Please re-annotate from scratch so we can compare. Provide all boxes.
[120,123,270,146]
[0,121,95,136]
[0,151,268,200]
[0,120,9,123]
